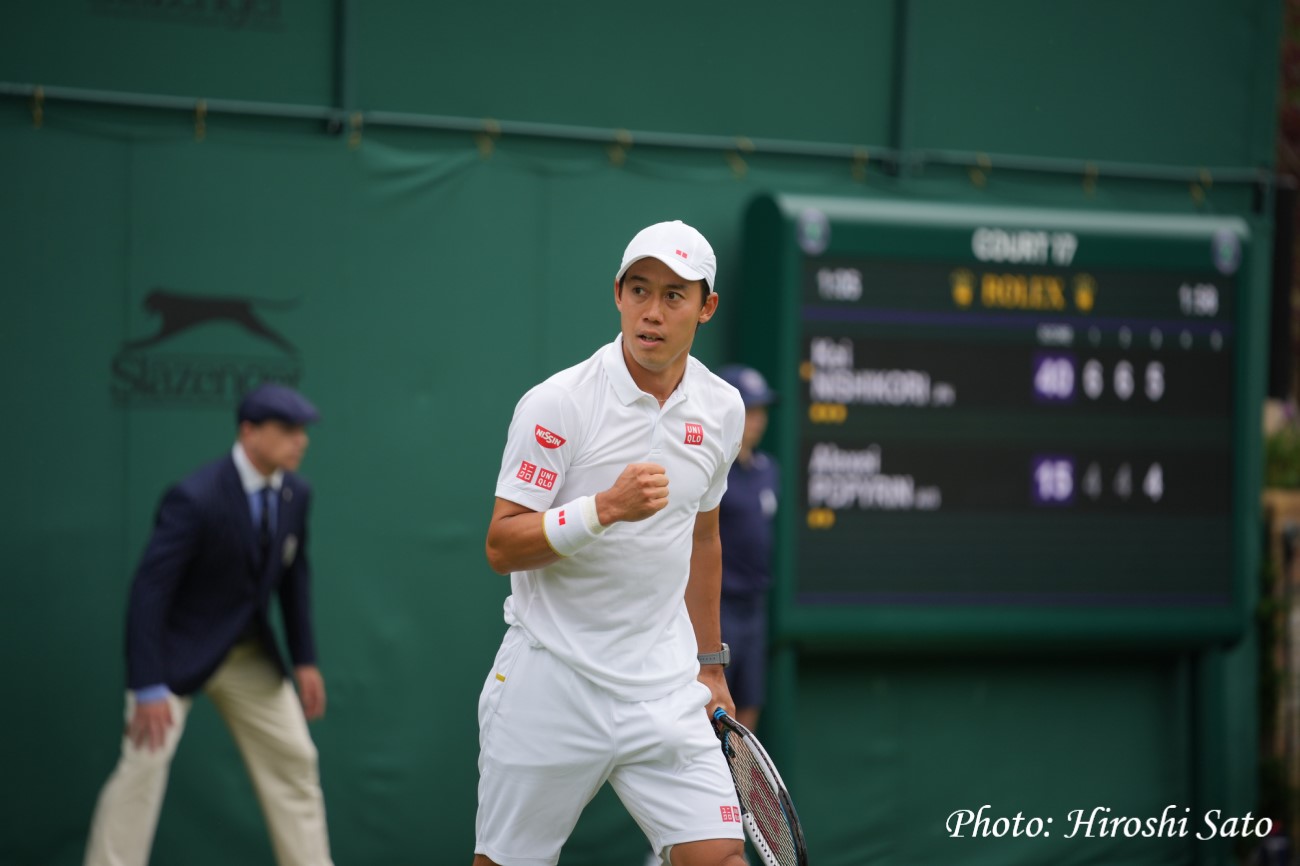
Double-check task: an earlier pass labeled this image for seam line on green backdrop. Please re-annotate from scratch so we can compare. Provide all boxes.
[0,81,1272,188]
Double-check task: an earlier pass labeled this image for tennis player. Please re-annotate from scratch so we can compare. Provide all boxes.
[474,220,748,866]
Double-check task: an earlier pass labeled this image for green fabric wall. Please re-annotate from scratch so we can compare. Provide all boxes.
[0,1,1282,864]
[795,655,1195,866]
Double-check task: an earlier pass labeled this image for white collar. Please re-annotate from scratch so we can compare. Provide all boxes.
[232,442,284,494]
[601,334,692,408]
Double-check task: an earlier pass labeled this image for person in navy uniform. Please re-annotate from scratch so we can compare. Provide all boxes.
[716,365,779,733]
[85,383,334,866]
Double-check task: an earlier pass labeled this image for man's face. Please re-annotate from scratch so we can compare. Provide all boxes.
[614,257,718,375]
[242,419,310,474]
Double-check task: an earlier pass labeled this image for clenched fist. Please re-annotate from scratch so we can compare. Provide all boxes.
[595,462,669,525]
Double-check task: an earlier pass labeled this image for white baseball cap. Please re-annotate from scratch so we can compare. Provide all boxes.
[615,220,717,293]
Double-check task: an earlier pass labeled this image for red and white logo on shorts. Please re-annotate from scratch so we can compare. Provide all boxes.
[684,422,704,445]
[516,461,537,483]
[535,425,566,449]
[720,805,741,823]
[535,468,557,491]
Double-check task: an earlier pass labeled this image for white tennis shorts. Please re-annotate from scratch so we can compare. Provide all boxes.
[475,626,744,866]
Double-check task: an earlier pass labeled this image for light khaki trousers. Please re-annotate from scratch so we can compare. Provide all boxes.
[84,641,333,866]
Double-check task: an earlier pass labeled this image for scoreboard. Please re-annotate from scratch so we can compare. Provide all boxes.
[738,194,1260,646]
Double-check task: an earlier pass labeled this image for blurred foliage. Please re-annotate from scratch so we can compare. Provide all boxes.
[1258,556,1291,828]
[1266,420,1300,488]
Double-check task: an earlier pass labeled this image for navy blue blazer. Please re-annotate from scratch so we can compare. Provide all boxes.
[125,454,317,696]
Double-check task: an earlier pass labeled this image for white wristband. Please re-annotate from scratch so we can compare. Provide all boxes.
[542,495,608,557]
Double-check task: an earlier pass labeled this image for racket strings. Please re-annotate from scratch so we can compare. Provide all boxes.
[727,736,800,865]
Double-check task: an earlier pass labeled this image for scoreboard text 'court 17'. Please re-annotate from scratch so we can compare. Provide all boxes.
[739,194,1260,649]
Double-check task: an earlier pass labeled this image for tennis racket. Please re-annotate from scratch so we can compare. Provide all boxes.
[712,707,809,866]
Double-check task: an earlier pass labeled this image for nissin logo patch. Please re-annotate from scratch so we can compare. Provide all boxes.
[535,425,566,449]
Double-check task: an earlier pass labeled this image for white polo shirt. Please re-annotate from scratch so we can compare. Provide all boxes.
[494,335,745,701]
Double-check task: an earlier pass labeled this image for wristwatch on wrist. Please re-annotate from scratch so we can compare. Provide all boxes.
[697,642,730,668]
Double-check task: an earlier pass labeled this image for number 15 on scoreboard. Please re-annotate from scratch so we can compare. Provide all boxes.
[1032,456,1075,505]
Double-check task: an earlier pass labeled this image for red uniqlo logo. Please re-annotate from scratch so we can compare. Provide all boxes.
[684,423,704,445]
[516,461,537,483]
[720,805,740,824]
[675,248,688,259]
[535,425,566,449]
[557,509,567,526]
[535,468,557,490]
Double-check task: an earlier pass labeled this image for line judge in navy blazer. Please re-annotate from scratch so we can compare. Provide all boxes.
[86,383,334,866]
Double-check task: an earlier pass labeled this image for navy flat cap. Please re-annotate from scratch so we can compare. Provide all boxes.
[237,383,321,425]
[718,364,776,408]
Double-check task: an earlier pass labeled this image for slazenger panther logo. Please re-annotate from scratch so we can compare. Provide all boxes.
[127,289,298,352]
[111,287,302,408]
[535,425,566,449]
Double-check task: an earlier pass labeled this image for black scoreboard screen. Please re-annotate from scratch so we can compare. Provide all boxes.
[739,195,1258,645]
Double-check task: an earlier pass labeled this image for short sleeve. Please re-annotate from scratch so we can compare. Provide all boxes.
[698,391,744,513]
[494,383,576,512]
